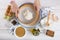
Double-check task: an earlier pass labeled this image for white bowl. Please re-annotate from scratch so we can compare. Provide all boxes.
[14,25,27,39]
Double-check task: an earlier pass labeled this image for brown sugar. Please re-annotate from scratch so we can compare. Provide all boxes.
[15,27,25,37]
[5,5,11,16]
[46,30,54,37]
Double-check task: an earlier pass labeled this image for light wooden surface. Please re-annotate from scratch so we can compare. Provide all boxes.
[0,0,60,40]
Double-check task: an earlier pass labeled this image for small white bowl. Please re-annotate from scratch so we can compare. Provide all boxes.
[14,25,27,39]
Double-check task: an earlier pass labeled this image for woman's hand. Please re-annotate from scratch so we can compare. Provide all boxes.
[34,0,41,12]
[10,1,19,18]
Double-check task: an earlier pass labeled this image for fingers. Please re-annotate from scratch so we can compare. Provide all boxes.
[10,1,19,18]
[34,0,41,12]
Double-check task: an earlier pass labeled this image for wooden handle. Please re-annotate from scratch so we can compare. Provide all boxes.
[46,11,50,26]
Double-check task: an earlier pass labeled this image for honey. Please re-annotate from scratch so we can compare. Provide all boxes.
[15,27,25,37]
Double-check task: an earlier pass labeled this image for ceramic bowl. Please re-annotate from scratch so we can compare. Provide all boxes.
[14,25,27,39]
[18,3,40,27]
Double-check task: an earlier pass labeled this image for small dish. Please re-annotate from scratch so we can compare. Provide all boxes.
[14,25,27,39]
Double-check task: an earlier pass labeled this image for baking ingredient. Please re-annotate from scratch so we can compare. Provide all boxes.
[4,16,11,20]
[15,27,25,37]
[30,29,40,36]
[23,10,33,20]
[4,5,15,20]
[46,30,54,37]
[5,5,11,16]
[12,20,17,25]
